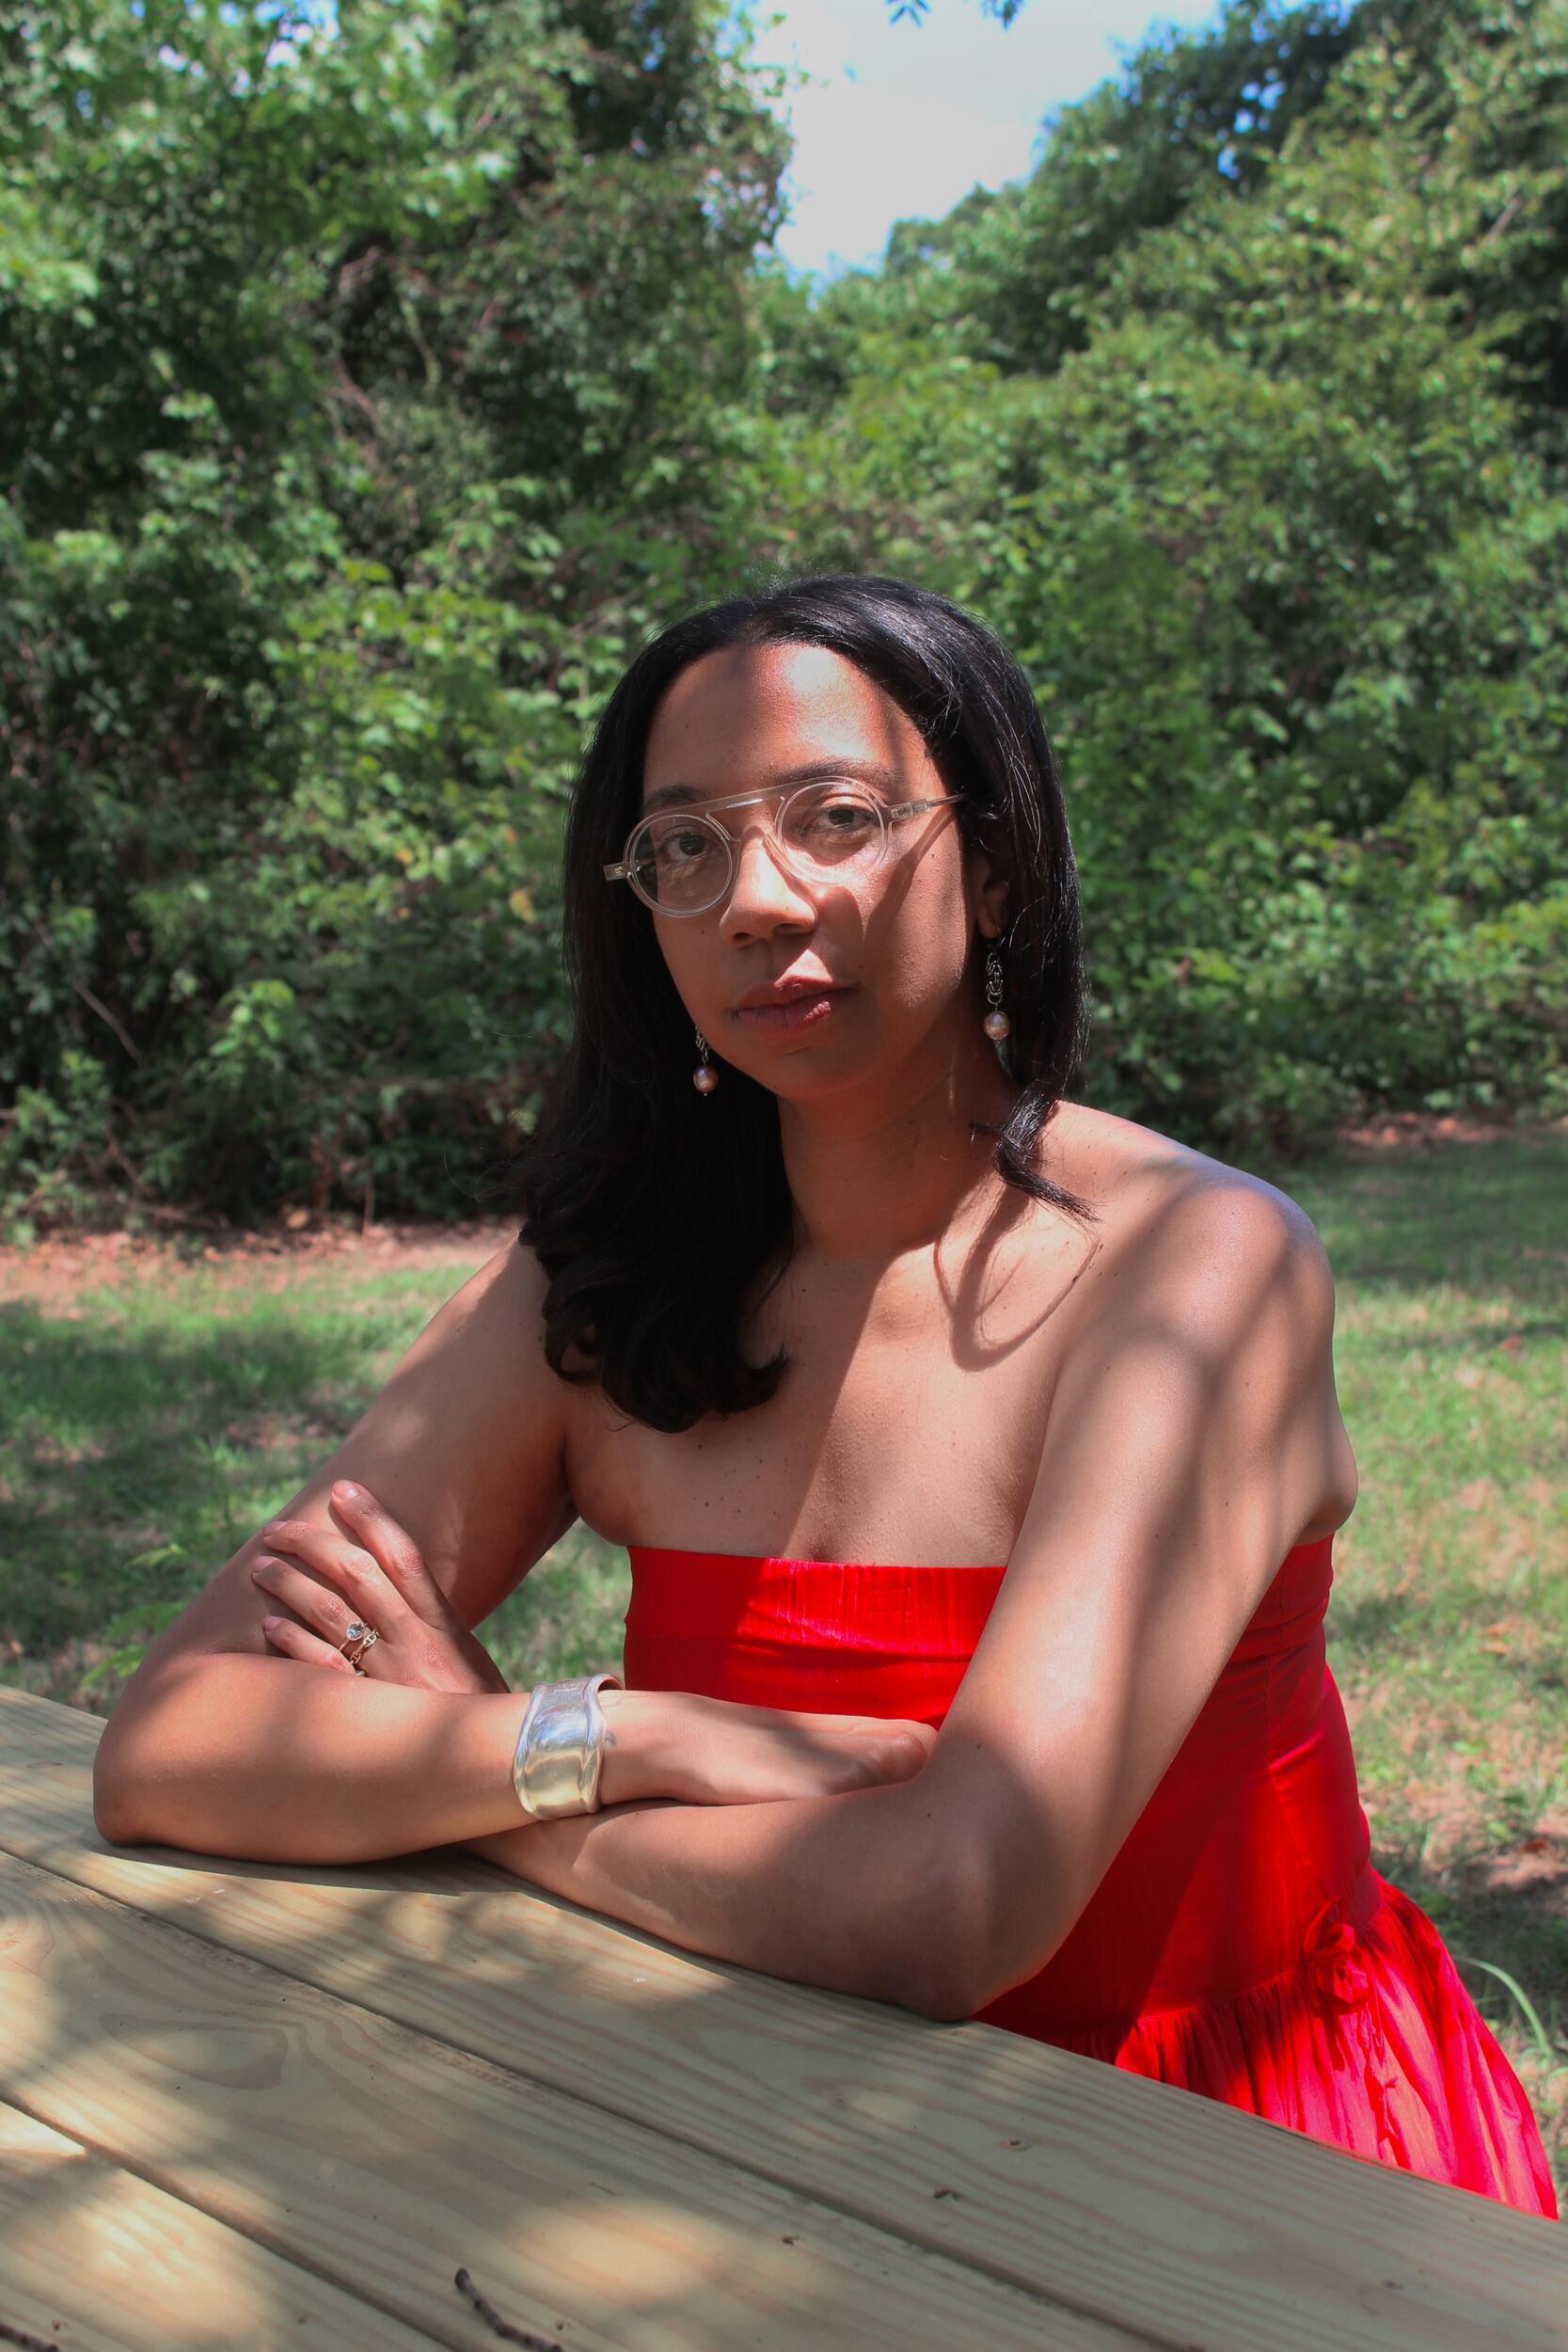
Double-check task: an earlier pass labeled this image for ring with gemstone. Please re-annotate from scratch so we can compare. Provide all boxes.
[340,1620,380,1671]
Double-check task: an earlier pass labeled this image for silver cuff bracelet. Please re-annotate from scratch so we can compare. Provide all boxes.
[511,1672,624,1821]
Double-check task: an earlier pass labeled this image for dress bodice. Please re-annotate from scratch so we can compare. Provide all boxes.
[622,1535,1370,2030]
[618,1533,1559,2219]
[624,1535,1336,1719]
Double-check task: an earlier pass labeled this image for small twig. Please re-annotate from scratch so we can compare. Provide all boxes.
[105,1132,148,1196]
[454,2268,564,2350]
[0,2317,57,2350]
[23,914,141,1065]
[69,975,142,1064]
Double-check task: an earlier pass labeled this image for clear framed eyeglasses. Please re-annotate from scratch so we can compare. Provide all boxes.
[602,779,964,916]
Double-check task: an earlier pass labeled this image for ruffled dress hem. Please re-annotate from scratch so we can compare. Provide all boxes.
[987,1868,1557,2220]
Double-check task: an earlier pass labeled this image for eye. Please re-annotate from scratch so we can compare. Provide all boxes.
[821,796,875,832]
[789,784,883,850]
[642,818,721,867]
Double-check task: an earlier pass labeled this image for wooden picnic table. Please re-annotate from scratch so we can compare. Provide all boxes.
[0,1683,1560,2351]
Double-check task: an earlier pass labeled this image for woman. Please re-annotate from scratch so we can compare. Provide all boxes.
[93,572,1557,2220]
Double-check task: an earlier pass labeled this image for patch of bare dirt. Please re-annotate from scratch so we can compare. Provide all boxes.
[6,1112,1563,1306]
[0,1217,517,1311]
[1468,1833,1568,1902]
[1328,1110,1568,1159]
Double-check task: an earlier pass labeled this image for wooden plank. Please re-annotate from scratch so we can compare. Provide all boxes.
[0,1688,84,1751]
[6,1686,1563,2352]
[0,1845,1132,2352]
[0,2096,448,2351]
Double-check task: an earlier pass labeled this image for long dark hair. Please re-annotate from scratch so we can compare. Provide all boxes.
[516,571,1097,1432]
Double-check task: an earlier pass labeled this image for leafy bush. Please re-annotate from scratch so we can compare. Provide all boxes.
[3,0,1565,1228]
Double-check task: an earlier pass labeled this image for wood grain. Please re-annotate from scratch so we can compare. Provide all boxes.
[0,2096,448,2350]
[0,1838,1128,2352]
[5,1687,1563,2352]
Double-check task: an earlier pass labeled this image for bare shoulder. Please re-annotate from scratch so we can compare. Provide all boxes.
[410,1226,558,1356]
[1049,1106,1355,1540]
[1054,1104,1326,1279]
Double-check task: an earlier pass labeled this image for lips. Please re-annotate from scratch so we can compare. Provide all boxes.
[734,979,844,1011]
[732,981,850,1035]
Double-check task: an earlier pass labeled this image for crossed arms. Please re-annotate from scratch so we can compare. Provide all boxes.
[94,1176,1349,2023]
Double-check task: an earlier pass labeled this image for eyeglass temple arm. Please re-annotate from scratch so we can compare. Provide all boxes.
[888,793,964,823]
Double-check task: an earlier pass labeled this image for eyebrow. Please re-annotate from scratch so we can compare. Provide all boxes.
[639,757,902,817]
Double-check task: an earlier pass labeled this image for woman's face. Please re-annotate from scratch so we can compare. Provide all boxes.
[639,639,1008,1102]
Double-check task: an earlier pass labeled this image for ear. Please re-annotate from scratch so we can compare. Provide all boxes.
[966,827,1012,944]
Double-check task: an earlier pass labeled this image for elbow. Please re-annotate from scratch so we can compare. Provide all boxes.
[896,1919,1014,2023]
[94,1798,147,1850]
[89,1660,240,1858]
[894,1873,1069,2025]
[91,1681,193,1851]
[880,1859,1001,2025]
[868,1781,1069,2024]
[92,1722,149,1849]
[900,1957,980,2025]
[903,1939,1057,2026]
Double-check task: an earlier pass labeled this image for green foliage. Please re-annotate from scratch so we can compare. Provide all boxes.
[3,0,1566,1223]
[726,0,1568,1158]
[839,1,1371,378]
[887,0,1030,23]
[2,0,787,1224]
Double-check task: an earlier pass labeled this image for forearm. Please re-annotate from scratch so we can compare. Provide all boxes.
[464,1776,952,2017]
[93,1659,659,1866]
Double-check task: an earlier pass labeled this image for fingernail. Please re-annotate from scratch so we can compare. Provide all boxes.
[250,1559,277,1579]
[333,1481,362,1505]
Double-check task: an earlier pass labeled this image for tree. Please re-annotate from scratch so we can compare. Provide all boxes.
[4,0,1564,1225]
[726,0,1568,1151]
[1,0,789,1224]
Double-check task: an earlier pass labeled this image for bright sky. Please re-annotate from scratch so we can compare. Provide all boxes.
[742,0,1225,278]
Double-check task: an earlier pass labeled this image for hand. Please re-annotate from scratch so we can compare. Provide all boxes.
[250,1481,510,1696]
[653,1691,937,1806]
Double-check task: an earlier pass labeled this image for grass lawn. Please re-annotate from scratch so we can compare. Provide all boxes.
[2,1127,1564,2206]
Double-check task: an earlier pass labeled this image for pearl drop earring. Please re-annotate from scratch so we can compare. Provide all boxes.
[982,946,1010,1042]
[693,1028,719,1094]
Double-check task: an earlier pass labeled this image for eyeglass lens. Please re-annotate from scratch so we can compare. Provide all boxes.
[627,781,888,912]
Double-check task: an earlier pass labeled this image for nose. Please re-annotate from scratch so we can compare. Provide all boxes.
[717,818,816,942]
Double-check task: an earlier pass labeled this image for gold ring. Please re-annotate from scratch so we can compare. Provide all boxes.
[340,1621,380,1671]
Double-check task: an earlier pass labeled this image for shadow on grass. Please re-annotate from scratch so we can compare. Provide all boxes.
[480,1526,633,1693]
[1373,1833,1568,2051]
[1272,1138,1568,1310]
[1353,1316,1568,1355]
[1329,1590,1417,1657]
[1,1296,633,1713]
[0,1299,406,1705]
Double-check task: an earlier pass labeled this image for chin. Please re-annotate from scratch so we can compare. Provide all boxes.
[733,1043,863,1101]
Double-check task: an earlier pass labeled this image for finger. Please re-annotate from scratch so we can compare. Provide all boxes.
[882,1729,934,1779]
[261,1614,356,1673]
[328,1482,448,1619]
[250,1554,364,1647]
[257,1518,397,1627]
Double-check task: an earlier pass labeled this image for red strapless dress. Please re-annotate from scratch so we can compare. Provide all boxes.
[623,1535,1558,2220]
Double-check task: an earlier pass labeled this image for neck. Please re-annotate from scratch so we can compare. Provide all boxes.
[776,1019,1030,1265]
